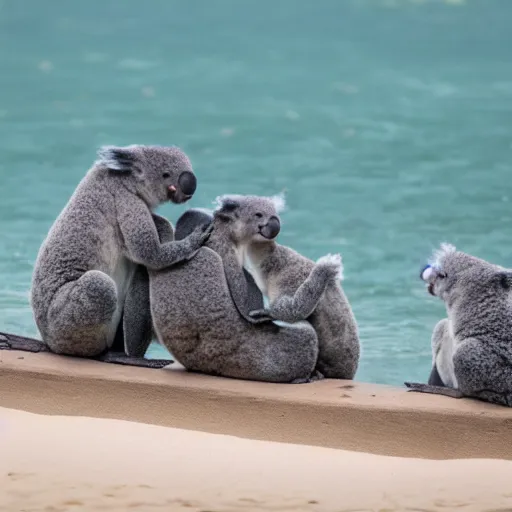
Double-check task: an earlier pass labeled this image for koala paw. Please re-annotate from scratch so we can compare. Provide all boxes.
[249,308,268,317]
[315,253,344,281]
[187,223,214,251]
[249,309,274,322]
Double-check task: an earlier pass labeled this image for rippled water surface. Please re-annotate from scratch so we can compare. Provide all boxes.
[1,0,511,385]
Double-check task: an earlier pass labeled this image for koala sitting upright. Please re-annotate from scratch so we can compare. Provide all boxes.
[405,243,512,407]
[219,194,360,380]
[149,198,320,384]
[26,145,211,367]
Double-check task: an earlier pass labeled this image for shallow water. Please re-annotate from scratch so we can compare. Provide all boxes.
[1,0,511,385]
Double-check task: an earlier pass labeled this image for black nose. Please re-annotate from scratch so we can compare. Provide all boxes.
[178,171,197,196]
[260,216,281,239]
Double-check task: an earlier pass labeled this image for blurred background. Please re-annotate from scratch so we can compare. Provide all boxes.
[0,0,511,385]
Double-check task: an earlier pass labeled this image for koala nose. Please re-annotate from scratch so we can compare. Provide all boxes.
[421,264,433,281]
[260,216,281,239]
[178,171,197,197]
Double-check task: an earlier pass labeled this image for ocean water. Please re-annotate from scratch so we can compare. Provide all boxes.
[1,0,511,386]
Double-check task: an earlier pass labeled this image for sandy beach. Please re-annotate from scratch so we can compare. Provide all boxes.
[2,406,512,512]
[2,350,512,511]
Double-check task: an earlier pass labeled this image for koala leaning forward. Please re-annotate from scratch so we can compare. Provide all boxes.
[405,243,512,407]
[207,194,359,380]
[27,145,211,367]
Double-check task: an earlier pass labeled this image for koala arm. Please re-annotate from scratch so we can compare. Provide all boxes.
[250,254,342,323]
[152,213,174,244]
[118,198,211,271]
[243,268,265,312]
[123,265,153,358]
[222,249,271,324]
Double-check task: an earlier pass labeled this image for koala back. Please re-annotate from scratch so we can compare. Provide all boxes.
[31,168,121,309]
[149,247,249,367]
[425,245,512,356]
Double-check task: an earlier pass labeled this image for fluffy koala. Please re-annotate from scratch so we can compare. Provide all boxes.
[405,243,512,407]
[174,208,266,314]
[149,205,319,384]
[215,194,360,380]
[27,144,211,368]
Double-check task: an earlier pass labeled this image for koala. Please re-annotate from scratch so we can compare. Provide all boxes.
[148,204,320,384]
[405,243,512,407]
[174,208,265,314]
[215,194,360,380]
[25,145,211,368]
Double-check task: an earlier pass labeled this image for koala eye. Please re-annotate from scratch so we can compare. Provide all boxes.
[438,272,447,279]
[254,213,263,219]
[162,171,171,179]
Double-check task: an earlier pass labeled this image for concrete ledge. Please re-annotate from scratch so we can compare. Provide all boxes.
[1,349,511,460]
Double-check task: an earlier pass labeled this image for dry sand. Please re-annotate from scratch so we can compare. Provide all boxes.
[2,350,512,462]
[1,406,512,512]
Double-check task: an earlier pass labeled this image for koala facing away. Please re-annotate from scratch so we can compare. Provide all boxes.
[406,244,512,407]
[27,145,210,367]
[214,194,360,380]
[149,204,319,384]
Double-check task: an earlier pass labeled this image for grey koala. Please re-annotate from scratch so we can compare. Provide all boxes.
[405,243,512,407]
[217,194,360,380]
[174,207,266,314]
[149,202,320,384]
[23,144,211,368]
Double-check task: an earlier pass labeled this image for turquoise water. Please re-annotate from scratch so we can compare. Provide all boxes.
[1,0,511,386]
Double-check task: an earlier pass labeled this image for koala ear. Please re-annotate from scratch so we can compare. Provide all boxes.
[270,192,286,213]
[431,243,456,269]
[96,145,138,173]
[221,199,239,212]
[496,271,512,290]
[213,196,240,221]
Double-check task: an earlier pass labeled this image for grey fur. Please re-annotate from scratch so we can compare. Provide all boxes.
[214,194,360,380]
[122,213,175,358]
[175,208,265,313]
[30,144,211,362]
[149,207,319,384]
[405,243,512,407]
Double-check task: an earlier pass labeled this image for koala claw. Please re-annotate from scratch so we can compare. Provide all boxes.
[95,351,173,369]
[201,222,214,240]
[404,381,464,399]
[189,223,213,250]
[0,332,49,353]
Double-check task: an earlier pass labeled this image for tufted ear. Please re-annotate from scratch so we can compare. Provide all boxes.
[96,145,138,172]
[213,195,240,221]
[496,271,512,290]
[430,242,456,269]
[269,191,286,213]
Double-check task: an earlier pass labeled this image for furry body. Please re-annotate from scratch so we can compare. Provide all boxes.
[31,145,209,363]
[405,244,512,407]
[149,208,319,383]
[209,194,360,380]
[246,242,360,379]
